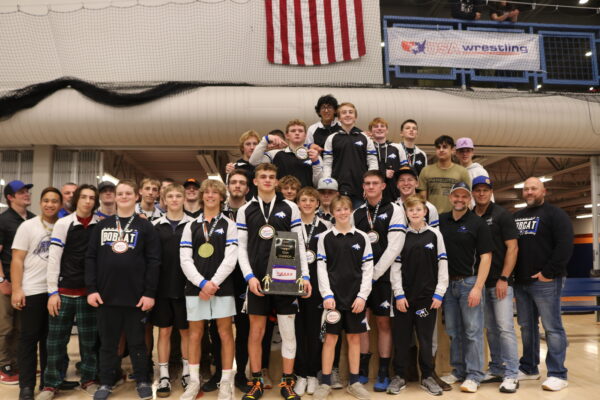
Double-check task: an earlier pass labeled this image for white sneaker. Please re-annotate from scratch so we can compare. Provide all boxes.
[542,377,568,391]
[440,374,461,385]
[306,376,319,394]
[460,379,479,393]
[331,368,343,389]
[294,376,307,396]
[499,378,519,393]
[218,376,234,400]
[346,382,370,400]
[180,381,200,400]
[517,370,540,381]
[313,384,331,400]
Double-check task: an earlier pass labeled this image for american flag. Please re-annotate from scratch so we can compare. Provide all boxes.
[265,0,366,66]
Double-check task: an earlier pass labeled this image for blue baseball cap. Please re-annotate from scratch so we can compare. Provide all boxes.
[450,181,471,194]
[3,180,33,198]
[472,175,492,189]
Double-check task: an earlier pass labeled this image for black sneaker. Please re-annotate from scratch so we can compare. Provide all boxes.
[156,377,171,398]
[18,387,34,400]
[136,382,153,400]
[279,377,300,400]
[243,379,264,400]
[235,373,251,392]
[59,380,79,390]
[201,373,220,392]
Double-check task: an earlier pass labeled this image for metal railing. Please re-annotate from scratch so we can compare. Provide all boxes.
[382,16,600,89]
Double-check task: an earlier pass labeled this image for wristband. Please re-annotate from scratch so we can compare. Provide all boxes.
[395,294,406,300]
[48,291,59,297]
[199,280,208,289]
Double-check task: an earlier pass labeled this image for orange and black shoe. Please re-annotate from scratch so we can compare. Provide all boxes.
[279,376,301,400]
[242,378,264,400]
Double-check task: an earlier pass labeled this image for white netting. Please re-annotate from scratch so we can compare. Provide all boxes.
[0,0,383,89]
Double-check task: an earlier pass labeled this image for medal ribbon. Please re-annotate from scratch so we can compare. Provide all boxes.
[201,213,222,244]
[115,215,135,241]
[302,217,318,250]
[365,201,380,231]
[402,143,416,167]
[376,142,388,165]
[257,197,276,225]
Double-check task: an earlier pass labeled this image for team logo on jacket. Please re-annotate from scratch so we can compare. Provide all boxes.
[425,242,434,250]
[379,300,391,309]
[415,160,423,165]
[457,225,468,233]
[275,211,287,219]
[352,243,361,251]
[388,153,397,159]
[377,213,388,220]
[304,160,312,166]
[214,228,224,235]
[515,217,540,236]
[354,141,364,146]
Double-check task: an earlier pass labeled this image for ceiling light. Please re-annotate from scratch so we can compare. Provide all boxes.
[577,214,593,219]
[514,203,527,208]
[585,50,593,57]
[579,0,589,5]
[96,173,119,184]
[207,174,223,182]
[584,203,600,208]
[536,84,542,89]
[0,202,7,208]
[590,87,595,91]
[380,42,385,47]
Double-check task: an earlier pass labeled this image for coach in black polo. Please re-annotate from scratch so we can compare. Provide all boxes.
[439,181,493,393]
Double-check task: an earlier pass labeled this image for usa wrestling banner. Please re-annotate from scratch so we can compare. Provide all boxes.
[387,27,540,71]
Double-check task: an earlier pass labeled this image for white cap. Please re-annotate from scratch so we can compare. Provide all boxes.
[317,177,339,191]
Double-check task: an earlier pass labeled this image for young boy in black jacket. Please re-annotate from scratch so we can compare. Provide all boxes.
[85,179,161,400]
[389,195,448,396]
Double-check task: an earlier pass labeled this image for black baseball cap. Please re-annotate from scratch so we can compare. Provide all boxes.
[394,166,418,182]
[450,181,471,194]
[3,180,33,198]
[183,178,200,188]
[98,181,116,192]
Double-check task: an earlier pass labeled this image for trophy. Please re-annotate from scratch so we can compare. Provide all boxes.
[262,231,307,296]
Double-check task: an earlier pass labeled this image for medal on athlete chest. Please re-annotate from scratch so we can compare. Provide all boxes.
[306,250,316,264]
[367,230,380,244]
[294,147,308,160]
[198,243,215,258]
[198,214,221,258]
[112,240,128,254]
[365,201,381,244]
[112,215,134,254]
[259,224,276,240]
[258,197,277,240]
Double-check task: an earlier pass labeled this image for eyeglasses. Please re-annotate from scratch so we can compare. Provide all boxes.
[320,105,334,111]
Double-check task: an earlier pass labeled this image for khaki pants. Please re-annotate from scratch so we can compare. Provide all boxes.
[0,293,20,368]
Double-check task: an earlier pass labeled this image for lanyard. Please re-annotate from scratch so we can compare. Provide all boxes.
[402,143,416,167]
[376,142,388,165]
[257,197,276,224]
[365,201,380,231]
[202,213,222,243]
[115,215,135,241]
[302,217,318,249]
[40,217,53,235]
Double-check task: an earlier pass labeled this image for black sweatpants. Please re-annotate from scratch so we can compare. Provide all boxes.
[392,299,436,379]
[97,306,150,385]
[295,294,322,377]
[234,295,249,376]
[18,293,48,390]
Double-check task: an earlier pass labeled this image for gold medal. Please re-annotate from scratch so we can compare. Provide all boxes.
[198,243,215,258]
[111,240,128,254]
[259,224,276,240]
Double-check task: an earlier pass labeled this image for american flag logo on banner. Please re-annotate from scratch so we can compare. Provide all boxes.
[265,0,366,66]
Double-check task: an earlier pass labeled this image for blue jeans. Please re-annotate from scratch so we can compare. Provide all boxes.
[443,276,485,383]
[514,278,568,379]
[484,286,519,379]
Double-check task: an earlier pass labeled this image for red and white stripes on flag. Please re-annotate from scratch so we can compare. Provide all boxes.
[265,0,366,66]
